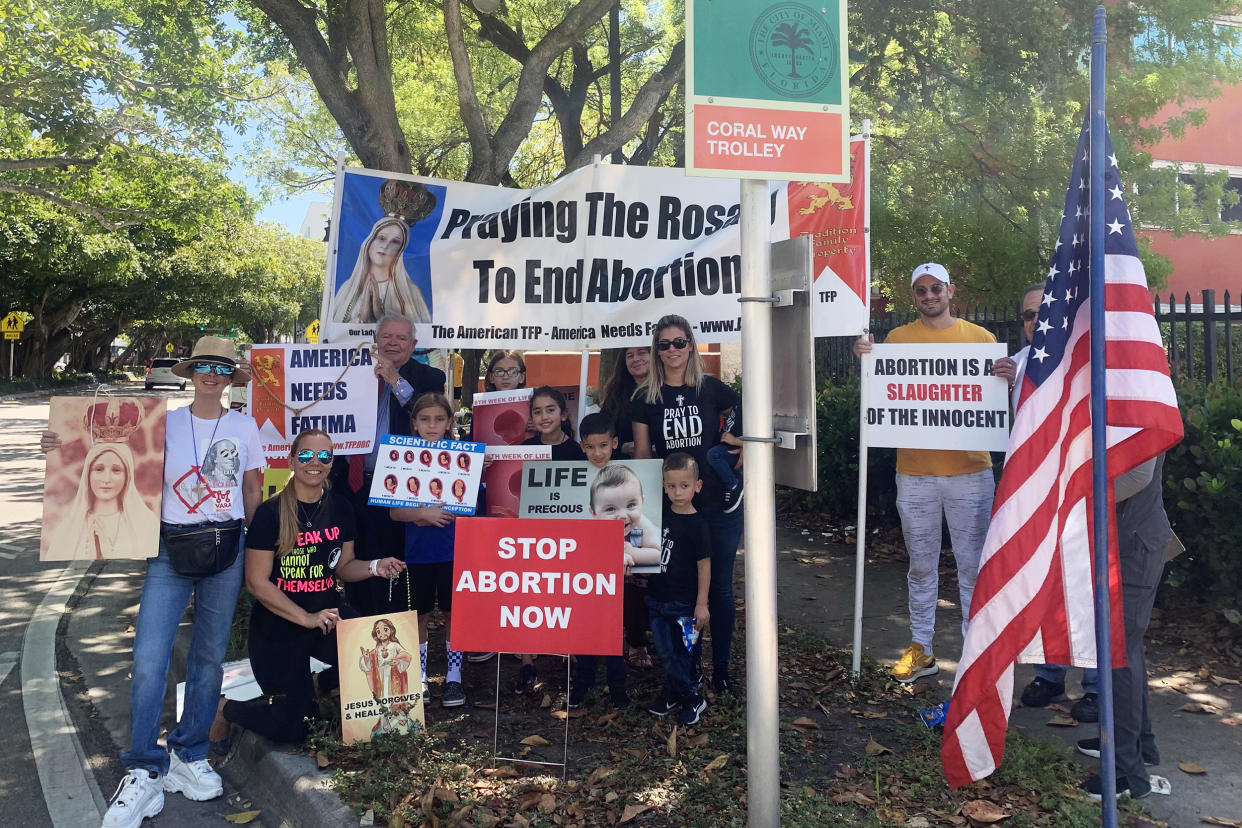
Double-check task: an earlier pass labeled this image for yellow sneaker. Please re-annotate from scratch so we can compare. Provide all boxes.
[891,643,938,683]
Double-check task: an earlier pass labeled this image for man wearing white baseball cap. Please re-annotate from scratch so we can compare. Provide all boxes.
[853,262,998,683]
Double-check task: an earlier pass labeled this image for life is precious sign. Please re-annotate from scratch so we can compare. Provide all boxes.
[449,518,624,656]
[862,343,1011,451]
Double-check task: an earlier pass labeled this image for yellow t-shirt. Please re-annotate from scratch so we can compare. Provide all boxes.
[883,318,997,477]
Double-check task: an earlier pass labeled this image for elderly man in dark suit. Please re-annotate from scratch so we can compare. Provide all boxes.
[333,314,446,616]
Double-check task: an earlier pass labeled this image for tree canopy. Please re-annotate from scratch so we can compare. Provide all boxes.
[237,0,1240,307]
[5,0,1239,380]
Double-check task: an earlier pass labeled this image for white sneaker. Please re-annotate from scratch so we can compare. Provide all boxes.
[102,769,164,828]
[163,752,223,801]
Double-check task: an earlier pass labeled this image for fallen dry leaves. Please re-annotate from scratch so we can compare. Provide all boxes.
[1178,762,1207,775]
[960,799,1010,825]
[619,802,654,823]
[864,739,891,756]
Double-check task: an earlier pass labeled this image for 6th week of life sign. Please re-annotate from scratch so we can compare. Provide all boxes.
[862,343,1010,452]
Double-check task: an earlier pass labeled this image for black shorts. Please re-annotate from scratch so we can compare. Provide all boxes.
[410,561,454,614]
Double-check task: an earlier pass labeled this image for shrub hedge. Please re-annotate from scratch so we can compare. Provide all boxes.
[797,377,899,524]
[1163,379,1242,621]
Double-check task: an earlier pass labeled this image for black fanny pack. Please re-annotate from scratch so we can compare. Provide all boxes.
[160,519,244,578]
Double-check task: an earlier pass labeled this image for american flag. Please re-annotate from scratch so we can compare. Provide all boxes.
[940,119,1184,787]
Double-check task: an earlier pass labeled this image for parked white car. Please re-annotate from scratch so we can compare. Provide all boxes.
[145,357,185,390]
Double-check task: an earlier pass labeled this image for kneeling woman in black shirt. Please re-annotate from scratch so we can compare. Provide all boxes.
[209,429,406,744]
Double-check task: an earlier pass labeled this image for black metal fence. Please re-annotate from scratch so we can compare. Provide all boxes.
[1155,289,1239,386]
[817,288,1240,386]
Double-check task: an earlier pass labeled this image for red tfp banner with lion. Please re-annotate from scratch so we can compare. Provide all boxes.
[450,518,625,656]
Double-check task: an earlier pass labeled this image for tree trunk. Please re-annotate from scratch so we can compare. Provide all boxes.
[249,0,412,174]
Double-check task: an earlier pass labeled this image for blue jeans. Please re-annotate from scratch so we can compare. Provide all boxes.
[646,596,701,703]
[1034,664,1100,694]
[122,534,245,773]
[700,504,743,676]
[706,443,739,490]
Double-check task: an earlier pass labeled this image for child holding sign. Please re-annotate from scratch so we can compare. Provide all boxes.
[513,386,586,695]
[522,386,587,461]
[568,414,657,709]
[646,452,711,727]
[390,394,476,709]
[581,412,656,669]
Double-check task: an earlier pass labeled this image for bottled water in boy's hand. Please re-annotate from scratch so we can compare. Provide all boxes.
[917,700,949,730]
[677,617,700,652]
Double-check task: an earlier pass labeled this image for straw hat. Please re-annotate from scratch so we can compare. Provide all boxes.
[172,336,253,384]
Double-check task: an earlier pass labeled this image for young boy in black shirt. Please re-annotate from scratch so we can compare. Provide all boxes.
[646,452,711,726]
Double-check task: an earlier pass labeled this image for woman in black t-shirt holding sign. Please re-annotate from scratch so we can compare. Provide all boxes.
[208,429,406,745]
[631,314,743,695]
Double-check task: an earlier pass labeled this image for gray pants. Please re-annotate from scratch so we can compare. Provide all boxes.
[1112,532,1166,783]
[895,469,995,650]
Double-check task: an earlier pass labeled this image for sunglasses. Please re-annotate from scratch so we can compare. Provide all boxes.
[913,284,946,297]
[657,337,690,351]
[192,363,235,376]
[295,449,334,464]
[1021,309,1039,322]
[490,367,523,377]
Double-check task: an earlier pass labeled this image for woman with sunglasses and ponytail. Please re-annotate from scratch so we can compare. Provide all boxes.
[631,315,744,697]
[42,336,265,828]
[207,429,405,747]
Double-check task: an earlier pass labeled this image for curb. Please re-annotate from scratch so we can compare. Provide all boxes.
[169,619,358,828]
[218,732,359,828]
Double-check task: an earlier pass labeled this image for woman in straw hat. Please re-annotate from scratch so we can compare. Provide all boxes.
[43,336,263,828]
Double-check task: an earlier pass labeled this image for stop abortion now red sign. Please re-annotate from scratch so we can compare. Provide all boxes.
[449,517,625,656]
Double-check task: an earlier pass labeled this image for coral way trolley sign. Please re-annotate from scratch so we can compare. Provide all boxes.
[687,0,849,181]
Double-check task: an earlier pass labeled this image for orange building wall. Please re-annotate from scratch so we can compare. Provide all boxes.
[1143,83,1242,167]
[1143,229,1242,301]
[1137,77,1242,303]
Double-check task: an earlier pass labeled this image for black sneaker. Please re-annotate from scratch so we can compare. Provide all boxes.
[677,696,707,726]
[609,685,631,710]
[441,681,466,708]
[1076,737,1159,766]
[647,696,680,718]
[722,482,744,514]
[1070,692,1099,723]
[713,673,736,696]
[1019,677,1065,708]
[1082,772,1151,801]
[568,682,591,710]
[515,664,537,696]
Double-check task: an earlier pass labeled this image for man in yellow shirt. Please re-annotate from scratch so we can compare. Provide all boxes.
[854,263,997,682]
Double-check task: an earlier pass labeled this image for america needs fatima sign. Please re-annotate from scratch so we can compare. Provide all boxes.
[686,0,849,181]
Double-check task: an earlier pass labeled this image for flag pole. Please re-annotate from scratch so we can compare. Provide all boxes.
[1089,6,1119,826]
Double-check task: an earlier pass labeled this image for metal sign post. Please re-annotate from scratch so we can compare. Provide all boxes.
[739,178,780,828]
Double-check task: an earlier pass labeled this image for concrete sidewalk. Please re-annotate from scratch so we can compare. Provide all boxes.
[768,522,1242,826]
[63,522,1239,827]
